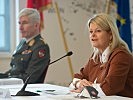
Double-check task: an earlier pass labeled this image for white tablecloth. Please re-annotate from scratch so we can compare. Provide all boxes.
[0,84,132,100]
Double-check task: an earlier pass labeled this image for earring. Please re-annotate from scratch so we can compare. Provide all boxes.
[109,40,112,49]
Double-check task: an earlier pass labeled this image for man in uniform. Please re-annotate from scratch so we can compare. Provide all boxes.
[1,8,50,84]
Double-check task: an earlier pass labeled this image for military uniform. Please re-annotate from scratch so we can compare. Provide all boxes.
[6,34,50,83]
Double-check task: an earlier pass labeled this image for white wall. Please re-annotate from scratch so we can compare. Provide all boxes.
[0,0,132,86]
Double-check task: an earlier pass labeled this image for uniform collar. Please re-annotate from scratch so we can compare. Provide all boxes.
[26,34,40,43]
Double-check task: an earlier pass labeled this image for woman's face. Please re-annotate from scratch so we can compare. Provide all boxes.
[89,22,112,53]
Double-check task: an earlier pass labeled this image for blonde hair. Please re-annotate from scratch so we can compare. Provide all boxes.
[87,13,131,61]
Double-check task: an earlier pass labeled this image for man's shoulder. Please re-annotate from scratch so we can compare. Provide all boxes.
[29,37,49,50]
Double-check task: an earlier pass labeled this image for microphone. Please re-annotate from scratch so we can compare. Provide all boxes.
[15,51,73,96]
[49,51,73,65]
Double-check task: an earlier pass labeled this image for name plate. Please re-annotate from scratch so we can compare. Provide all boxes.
[0,78,23,85]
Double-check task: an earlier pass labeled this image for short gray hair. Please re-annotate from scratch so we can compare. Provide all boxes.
[19,8,40,24]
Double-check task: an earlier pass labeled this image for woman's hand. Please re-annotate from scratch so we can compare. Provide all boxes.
[70,87,83,93]
[79,79,93,88]
[70,79,93,93]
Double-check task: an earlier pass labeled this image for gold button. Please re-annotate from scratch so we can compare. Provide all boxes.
[21,58,23,61]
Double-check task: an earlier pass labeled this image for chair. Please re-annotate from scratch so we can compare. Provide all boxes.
[38,65,49,83]
[36,60,50,83]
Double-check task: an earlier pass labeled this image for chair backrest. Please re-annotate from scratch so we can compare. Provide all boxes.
[39,66,49,83]
[36,60,50,83]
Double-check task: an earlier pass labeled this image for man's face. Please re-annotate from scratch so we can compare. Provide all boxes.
[19,16,37,39]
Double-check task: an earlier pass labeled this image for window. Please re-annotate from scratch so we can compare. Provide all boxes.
[0,0,18,57]
[0,0,10,52]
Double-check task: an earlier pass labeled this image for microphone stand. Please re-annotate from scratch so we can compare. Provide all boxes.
[16,72,40,96]
[15,51,73,96]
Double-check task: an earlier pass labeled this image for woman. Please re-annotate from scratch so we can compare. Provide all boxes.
[69,13,133,98]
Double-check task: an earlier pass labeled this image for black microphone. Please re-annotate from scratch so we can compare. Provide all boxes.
[49,51,73,65]
[15,51,73,96]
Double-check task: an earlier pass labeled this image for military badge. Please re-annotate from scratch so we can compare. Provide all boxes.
[28,39,35,46]
[22,50,32,54]
[38,49,45,58]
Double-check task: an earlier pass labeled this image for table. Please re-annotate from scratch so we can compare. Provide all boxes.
[0,84,132,100]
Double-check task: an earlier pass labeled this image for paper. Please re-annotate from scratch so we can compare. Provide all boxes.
[0,88,11,98]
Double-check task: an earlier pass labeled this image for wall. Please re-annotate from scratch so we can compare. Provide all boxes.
[0,0,133,86]
[42,0,106,85]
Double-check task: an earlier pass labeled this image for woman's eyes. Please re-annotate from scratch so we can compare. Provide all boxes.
[89,29,102,34]
[96,30,102,32]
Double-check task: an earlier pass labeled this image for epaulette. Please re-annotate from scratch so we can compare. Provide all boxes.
[40,38,45,44]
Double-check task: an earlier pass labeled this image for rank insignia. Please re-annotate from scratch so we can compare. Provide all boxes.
[40,38,45,43]
[38,49,45,58]
[22,50,32,54]
[28,39,35,46]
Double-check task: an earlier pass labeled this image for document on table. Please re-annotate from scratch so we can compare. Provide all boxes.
[43,89,70,95]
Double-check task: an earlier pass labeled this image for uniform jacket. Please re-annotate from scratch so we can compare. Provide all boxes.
[74,47,133,98]
[6,34,50,83]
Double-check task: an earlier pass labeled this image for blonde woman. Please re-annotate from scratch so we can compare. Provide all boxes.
[69,13,133,98]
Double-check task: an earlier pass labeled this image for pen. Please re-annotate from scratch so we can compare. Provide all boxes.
[36,90,55,92]
[36,90,42,92]
[45,90,55,92]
